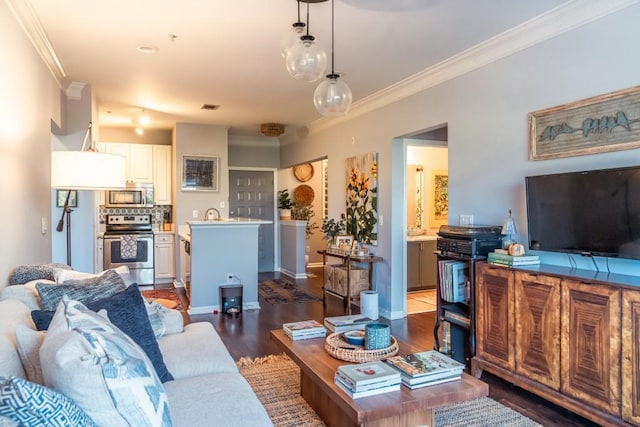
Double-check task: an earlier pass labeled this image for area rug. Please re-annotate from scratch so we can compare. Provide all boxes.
[258,279,322,304]
[237,354,542,427]
[141,288,184,312]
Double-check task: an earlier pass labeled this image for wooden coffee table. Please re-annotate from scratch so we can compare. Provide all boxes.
[271,329,488,427]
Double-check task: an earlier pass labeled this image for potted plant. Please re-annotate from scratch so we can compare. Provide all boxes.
[321,216,347,247]
[278,189,293,219]
[291,201,319,239]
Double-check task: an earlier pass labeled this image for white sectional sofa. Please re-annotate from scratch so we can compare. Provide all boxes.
[0,265,272,427]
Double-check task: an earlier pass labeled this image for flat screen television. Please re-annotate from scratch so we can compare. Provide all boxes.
[525,165,640,260]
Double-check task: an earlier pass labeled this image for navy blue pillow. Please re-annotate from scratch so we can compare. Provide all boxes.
[31,285,173,383]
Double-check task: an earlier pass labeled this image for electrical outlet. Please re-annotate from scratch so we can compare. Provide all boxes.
[220,201,226,209]
[459,214,474,226]
[192,210,199,219]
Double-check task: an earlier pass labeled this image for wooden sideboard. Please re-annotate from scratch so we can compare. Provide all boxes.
[473,262,640,427]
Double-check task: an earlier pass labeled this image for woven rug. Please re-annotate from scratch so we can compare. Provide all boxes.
[141,288,184,312]
[258,279,322,304]
[237,354,542,427]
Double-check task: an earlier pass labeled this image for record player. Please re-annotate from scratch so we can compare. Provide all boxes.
[437,224,503,258]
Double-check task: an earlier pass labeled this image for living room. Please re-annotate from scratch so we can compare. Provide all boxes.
[3,1,640,426]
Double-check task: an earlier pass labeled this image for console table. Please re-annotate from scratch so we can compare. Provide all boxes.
[318,249,383,315]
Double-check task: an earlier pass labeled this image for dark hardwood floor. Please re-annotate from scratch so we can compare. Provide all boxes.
[183,268,599,427]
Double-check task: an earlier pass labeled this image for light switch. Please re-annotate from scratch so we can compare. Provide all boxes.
[41,217,47,234]
[220,201,226,209]
[192,210,199,219]
[379,215,383,226]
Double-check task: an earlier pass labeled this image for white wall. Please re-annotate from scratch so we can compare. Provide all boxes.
[280,6,640,317]
[0,2,61,287]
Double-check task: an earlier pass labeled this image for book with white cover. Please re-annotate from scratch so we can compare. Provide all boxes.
[324,314,373,332]
[385,350,464,378]
[336,360,401,387]
[335,370,401,392]
[401,374,461,389]
[334,376,401,399]
[283,319,325,334]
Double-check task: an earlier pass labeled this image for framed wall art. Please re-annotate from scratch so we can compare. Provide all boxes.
[430,170,448,227]
[56,190,77,208]
[182,155,219,192]
[345,152,378,245]
[529,85,640,160]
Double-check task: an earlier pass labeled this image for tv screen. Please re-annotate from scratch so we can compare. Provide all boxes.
[525,166,640,260]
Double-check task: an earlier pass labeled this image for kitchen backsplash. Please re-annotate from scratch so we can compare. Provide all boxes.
[98,206,172,226]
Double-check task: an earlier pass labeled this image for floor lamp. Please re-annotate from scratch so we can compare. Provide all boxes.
[51,122,126,267]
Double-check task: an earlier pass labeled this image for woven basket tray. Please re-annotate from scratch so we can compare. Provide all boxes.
[324,332,399,363]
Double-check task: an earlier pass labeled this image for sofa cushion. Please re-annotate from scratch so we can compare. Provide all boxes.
[0,280,55,311]
[145,300,184,337]
[158,322,238,379]
[53,265,135,287]
[35,270,126,311]
[33,285,173,383]
[40,298,173,427]
[0,376,97,427]
[164,372,272,427]
[14,326,45,384]
[8,263,71,286]
[0,300,33,379]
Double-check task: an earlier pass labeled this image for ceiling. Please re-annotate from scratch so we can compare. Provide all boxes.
[17,0,569,137]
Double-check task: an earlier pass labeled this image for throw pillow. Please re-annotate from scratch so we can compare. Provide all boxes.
[8,263,71,286]
[14,326,45,384]
[35,269,126,311]
[31,286,173,382]
[53,265,135,287]
[40,298,173,427]
[0,376,97,427]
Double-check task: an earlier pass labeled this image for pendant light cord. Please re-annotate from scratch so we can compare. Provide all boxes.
[330,0,335,75]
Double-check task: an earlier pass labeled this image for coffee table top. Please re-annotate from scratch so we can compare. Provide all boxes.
[270,329,488,425]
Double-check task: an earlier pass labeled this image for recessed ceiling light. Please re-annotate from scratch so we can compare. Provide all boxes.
[137,45,158,54]
[135,127,144,135]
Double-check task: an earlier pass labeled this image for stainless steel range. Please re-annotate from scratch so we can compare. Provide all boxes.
[103,214,154,285]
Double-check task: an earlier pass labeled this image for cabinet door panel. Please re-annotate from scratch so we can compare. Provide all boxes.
[622,289,640,425]
[515,272,560,390]
[476,263,514,371]
[561,279,620,416]
[407,243,420,291]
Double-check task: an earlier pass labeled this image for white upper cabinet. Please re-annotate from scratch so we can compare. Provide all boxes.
[99,142,153,183]
[153,145,172,205]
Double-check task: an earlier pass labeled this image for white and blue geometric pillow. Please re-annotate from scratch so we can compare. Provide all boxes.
[40,298,173,427]
[0,376,97,426]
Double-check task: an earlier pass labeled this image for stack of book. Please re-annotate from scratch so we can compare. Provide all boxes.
[385,350,464,389]
[282,320,327,340]
[324,314,373,333]
[334,360,402,399]
[487,252,540,267]
[437,260,470,304]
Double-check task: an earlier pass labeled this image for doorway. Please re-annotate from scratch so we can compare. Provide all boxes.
[404,126,448,314]
[229,169,275,272]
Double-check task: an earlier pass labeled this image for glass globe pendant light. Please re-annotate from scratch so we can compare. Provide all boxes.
[280,1,306,58]
[313,0,352,116]
[285,1,327,82]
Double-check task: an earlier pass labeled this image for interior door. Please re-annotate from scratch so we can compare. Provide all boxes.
[229,170,274,272]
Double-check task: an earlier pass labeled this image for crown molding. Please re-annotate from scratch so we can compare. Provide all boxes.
[6,0,66,87]
[65,81,86,100]
[308,0,640,135]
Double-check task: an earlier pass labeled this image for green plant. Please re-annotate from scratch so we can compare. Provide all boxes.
[277,189,292,209]
[291,201,319,238]
[321,217,346,241]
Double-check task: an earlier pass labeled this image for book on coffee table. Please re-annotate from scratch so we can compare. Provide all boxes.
[334,375,401,399]
[282,320,327,340]
[401,374,461,389]
[324,314,373,333]
[386,350,464,378]
[336,360,401,390]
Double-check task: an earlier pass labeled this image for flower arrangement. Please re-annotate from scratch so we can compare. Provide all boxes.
[346,161,378,245]
[291,201,319,239]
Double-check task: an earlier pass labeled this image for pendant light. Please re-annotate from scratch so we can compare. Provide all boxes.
[285,1,327,82]
[280,1,306,58]
[313,0,352,116]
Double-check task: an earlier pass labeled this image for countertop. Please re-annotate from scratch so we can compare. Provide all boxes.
[407,235,438,242]
[187,218,273,226]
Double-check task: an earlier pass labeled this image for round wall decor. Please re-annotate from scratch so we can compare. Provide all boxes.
[293,184,314,205]
[293,163,314,182]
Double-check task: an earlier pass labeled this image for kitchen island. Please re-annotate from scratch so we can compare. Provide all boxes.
[183,218,272,315]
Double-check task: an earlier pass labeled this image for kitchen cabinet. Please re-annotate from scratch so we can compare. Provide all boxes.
[98,142,153,183]
[474,262,634,427]
[407,240,437,291]
[153,145,172,205]
[154,233,175,283]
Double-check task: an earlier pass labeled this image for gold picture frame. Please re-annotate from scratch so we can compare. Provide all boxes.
[529,85,640,160]
[335,234,354,251]
[430,170,448,227]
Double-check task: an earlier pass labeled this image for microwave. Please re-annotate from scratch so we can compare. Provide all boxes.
[105,183,154,207]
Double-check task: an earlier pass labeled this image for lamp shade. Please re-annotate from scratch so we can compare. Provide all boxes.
[51,151,126,189]
[285,38,327,82]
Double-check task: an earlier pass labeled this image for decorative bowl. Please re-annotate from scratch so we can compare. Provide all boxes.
[343,330,365,346]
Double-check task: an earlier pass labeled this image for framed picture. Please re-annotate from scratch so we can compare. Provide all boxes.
[529,85,640,160]
[335,234,355,251]
[56,190,77,208]
[430,170,448,227]
[182,155,219,192]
